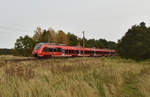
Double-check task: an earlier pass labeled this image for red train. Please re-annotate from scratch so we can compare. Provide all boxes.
[32,43,116,57]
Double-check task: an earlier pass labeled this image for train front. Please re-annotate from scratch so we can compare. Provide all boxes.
[32,43,43,57]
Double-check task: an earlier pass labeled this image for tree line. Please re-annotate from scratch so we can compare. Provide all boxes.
[14,27,116,56]
[117,22,150,60]
[13,22,150,60]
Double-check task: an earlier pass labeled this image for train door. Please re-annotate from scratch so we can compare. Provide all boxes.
[62,48,65,56]
[94,50,96,56]
[78,50,81,56]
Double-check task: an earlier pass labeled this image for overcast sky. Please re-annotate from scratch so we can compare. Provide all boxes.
[0,0,150,48]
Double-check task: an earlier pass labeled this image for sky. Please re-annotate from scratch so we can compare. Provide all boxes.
[0,0,150,48]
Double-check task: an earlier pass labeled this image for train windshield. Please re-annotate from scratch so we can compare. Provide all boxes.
[34,44,42,50]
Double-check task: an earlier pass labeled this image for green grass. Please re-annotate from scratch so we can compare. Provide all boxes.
[0,55,150,97]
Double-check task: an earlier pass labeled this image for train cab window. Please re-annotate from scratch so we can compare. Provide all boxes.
[43,47,48,52]
[34,44,42,50]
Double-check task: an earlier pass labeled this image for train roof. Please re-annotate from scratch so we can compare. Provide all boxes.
[37,43,115,51]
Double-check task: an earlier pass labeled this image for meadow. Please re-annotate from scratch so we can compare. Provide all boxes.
[0,55,150,97]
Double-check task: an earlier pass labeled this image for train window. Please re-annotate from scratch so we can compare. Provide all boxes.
[66,50,69,54]
[73,50,76,54]
[104,52,107,54]
[74,50,78,54]
[53,48,56,52]
[69,50,71,54]
[75,50,77,54]
[85,51,87,54]
[87,51,89,54]
[99,51,102,54]
[66,50,68,53]
[81,50,85,54]
[57,48,62,52]
[90,51,91,54]
[92,51,95,54]
[71,50,74,54]
[72,50,75,54]
[65,50,67,53]
[43,47,48,52]
[72,50,74,54]
[76,50,79,54]
[90,51,92,54]
[48,48,53,52]
[68,50,70,53]
[86,51,88,54]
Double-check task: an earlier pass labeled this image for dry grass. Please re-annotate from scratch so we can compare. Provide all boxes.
[0,56,150,97]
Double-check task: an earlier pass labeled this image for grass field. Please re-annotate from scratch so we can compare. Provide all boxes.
[0,55,150,97]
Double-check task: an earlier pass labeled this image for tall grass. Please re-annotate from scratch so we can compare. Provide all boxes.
[0,56,150,97]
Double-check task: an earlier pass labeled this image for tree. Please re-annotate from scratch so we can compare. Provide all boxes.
[33,27,42,42]
[95,39,105,48]
[14,35,35,56]
[105,41,116,49]
[67,32,78,46]
[117,22,150,60]
[39,30,50,43]
[86,39,96,48]
[56,30,69,44]
[48,28,57,43]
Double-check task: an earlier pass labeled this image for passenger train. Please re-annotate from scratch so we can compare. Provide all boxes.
[32,43,116,57]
